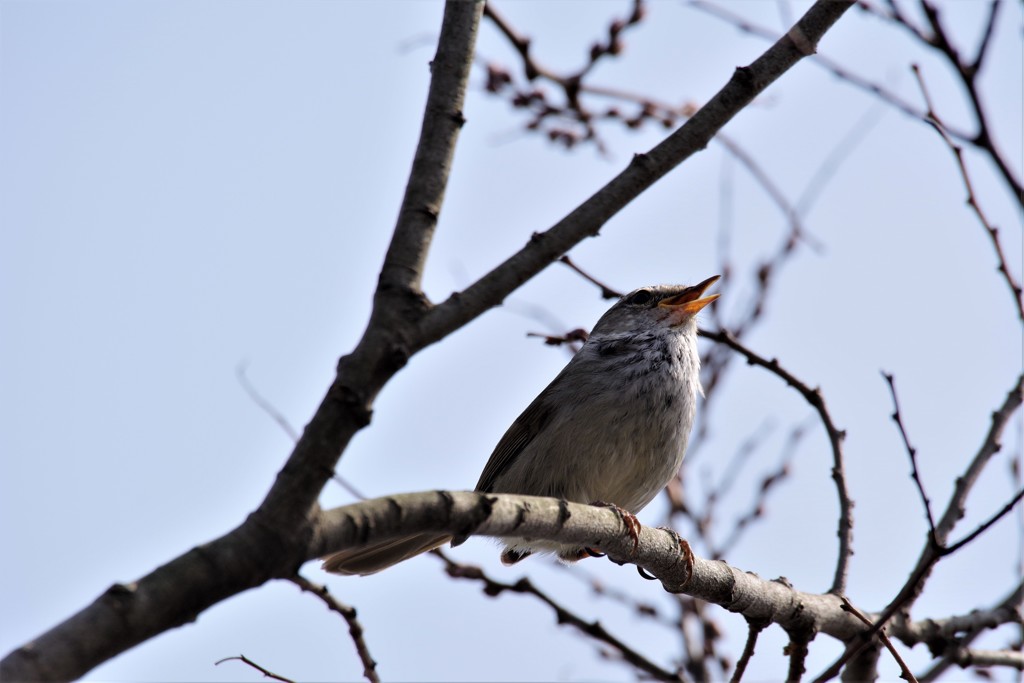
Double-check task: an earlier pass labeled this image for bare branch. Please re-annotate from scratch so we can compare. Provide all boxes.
[287,575,379,683]
[910,64,1024,321]
[0,5,486,679]
[815,374,1024,680]
[881,372,937,538]
[690,0,970,147]
[898,579,1023,644]
[0,3,864,679]
[840,597,918,683]
[785,630,810,682]
[912,580,1024,680]
[552,562,678,629]
[932,373,1024,547]
[215,655,296,683]
[730,619,768,683]
[712,438,797,560]
[917,1,1023,201]
[970,0,1002,74]
[312,491,869,647]
[699,328,853,595]
[236,362,367,500]
[944,487,1024,555]
[483,1,657,148]
[237,362,301,442]
[418,0,858,348]
[437,550,683,682]
[930,648,1024,673]
[559,255,622,299]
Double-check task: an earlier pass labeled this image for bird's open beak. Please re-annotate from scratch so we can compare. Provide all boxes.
[659,275,721,316]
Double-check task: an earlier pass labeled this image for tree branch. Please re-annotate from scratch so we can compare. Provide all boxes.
[287,575,379,683]
[417,0,857,348]
[0,2,859,678]
[438,551,682,682]
[0,3,485,680]
[699,327,853,595]
[310,491,869,644]
[814,373,1024,680]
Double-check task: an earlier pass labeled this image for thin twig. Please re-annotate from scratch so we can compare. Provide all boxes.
[881,372,937,538]
[700,418,778,532]
[237,362,300,442]
[931,373,1024,546]
[214,655,296,683]
[237,362,368,501]
[915,0,1023,202]
[969,0,1002,74]
[287,575,380,683]
[730,619,768,683]
[559,255,622,299]
[699,327,853,594]
[712,433,799,560]
[482,1,649,150]
[689,0,972,144]
[943,487,1024,554]
[814,374,1024,680]
[910,63,1024,322]
[839,597,919,683]
[785,631,810,682]
[552,562,677,628]
[435,550,684,681]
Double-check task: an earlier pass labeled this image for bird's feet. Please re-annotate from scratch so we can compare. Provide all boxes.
[656,526,695,587]
[590,501,642,554]
[556,502,643,563]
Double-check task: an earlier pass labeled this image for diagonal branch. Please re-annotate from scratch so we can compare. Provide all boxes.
[910,63,1024,322]
[882,372,938,537]
[287,575,379,683]
[418,0,857,347]
[438,551,683,682]
[932,373,1024,548]
[0,3,486,680]
[814,373,1024,680]
[378,1,477,297]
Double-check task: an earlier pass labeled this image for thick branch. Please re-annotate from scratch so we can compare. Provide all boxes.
[0,4,485,681]
[379,2,480,295]
[311,491,868,643]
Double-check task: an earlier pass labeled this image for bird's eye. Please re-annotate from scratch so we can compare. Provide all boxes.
[627,289,654,306]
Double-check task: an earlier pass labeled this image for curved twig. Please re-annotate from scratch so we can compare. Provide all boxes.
[699,328,853,594]
[288,575,379,683]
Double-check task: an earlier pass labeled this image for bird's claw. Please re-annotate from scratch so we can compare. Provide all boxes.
[657,526,695,587]
[590,501,642,555]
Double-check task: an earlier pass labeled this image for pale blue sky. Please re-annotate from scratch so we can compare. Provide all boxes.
[2,2,1021,681]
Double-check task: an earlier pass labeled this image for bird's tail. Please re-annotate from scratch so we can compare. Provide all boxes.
[321,533,452,576]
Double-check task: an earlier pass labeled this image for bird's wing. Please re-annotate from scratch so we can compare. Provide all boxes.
[449,394,556,548]
[473,393,555,494]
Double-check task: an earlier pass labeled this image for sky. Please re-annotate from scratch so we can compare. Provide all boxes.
[2,1,1022,681]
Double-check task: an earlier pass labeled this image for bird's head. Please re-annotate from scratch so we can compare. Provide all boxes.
[591,275,720,338]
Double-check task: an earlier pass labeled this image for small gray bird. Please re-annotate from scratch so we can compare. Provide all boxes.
[322,276,719,575]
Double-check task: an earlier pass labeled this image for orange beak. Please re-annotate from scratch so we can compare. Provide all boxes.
[659,275,721,316]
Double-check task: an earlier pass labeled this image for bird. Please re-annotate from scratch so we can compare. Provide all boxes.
[322,275,719,575]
